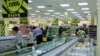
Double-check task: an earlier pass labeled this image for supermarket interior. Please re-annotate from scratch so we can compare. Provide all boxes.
[0,0,100,56]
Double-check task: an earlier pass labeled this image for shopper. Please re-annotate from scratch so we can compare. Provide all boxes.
[26,28,34,47]
[12,26,25,50]
[45,26,49,35]
[75,27,81,37]
[59,26,63,37]
[82,24,88,38]
[32,26,43,44]
[77,28,86,42]
[19,25,28,36]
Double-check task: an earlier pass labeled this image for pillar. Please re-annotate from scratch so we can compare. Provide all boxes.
[96,0,100,56]
[5,19,9,36]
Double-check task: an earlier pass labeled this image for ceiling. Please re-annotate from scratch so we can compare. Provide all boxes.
[0,0,97,20]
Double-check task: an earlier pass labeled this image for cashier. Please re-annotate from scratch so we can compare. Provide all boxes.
[12,26,24,48]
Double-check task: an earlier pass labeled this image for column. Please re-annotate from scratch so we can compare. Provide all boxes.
[96,0,100,56]
[5,19,9,36]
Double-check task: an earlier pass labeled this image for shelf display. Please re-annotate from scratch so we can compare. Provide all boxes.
[47,26,59,39]
[88,25,97,39]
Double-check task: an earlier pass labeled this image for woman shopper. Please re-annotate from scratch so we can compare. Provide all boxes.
[26,28,34,47]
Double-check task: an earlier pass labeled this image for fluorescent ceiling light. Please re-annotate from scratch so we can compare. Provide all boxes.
[87,16,91,18]
[67,9,74,11]
[77,16,84,19]
[84,11,90,13]
[75,14,80,16]
[44,13,50,15]
[47,10,54,12]
[36,10,40,12]
[51,15,55,16]
[77,16,81,17]
[77,16,83,18]
[81,8,89,10]
[45,17,49,18]
[87,15,91,17]
[60,4,70,7]
[28,7,32,9]
[78,3,88,6]
[54,12,60,14]
[31,16,35,17]
[88,14,91,15]
[72,12,78,14]
[37,6,46,8]
[31,14,36,15]
[60,15,64,16]
[28,0,33,3]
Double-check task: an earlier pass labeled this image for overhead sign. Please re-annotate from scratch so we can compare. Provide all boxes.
[2,0,28,18]
[20,17,28,24]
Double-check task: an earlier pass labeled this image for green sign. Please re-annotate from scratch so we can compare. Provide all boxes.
[2,0,28,18]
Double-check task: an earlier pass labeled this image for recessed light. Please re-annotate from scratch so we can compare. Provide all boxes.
[84,11,90,13]
[54,12,60,14]
[81,8,89,10]
[37,6,46,8]
[60,4,70,7]
[72,12,78,14]
[28,7,32,9]
[28,0,33,3]
[78,3,88,6]
[47,10,54,12]
[44,13,50,15]
[67,9,74,11]
[36,10,40,12]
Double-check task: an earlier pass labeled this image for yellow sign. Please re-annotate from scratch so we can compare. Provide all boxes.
[2,0,28,18]
[7,0,23,12]
[0,20,5,36]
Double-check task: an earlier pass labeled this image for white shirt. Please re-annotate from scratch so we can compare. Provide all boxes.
[16,31,24,45]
